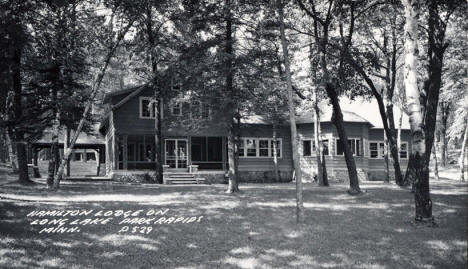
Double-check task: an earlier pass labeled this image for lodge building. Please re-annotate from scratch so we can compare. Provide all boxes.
[98,85,411,183]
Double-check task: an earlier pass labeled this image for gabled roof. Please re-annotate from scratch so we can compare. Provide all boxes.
[100,86,411,130]
[296,110,371,125]
[336,97,411,130]
[102,85,146,104]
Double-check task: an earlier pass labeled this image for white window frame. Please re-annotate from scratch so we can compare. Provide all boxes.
[302,139,313,157]
[335,137,362,156]
[190,100,211,120]
[369,141,385,159]
[170,101,182,116]
[301,137,330,157]
[238,137,282,158]
[139,97,156,119]
[399,142,408,159]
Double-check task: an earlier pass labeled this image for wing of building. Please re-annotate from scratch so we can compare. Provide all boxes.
[96,85,411,183]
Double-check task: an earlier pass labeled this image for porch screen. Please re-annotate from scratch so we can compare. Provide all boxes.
[191,137,223,169]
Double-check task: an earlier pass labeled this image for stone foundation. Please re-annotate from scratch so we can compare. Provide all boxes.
[110,170,294,184]
[368,170,396,181]
[111,171,157,183]
[331,168,368,182]
[237,171,293,183]
[195,170,294,184]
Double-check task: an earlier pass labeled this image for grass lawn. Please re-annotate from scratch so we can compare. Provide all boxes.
[0,167,467,269]
[35,160,105,177]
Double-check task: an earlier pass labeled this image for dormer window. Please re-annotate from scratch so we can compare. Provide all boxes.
[140,97,156,119]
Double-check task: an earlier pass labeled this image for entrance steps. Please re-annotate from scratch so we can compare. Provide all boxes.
[163,172,205,185]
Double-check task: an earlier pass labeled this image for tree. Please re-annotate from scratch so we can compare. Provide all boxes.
[307,36,329,186]
[402,0,434,223]
[296,0,361,194]
[0,1,40,184]
[53,1,138,187]
[334,1,406,186]
[277,0,304,223]
[459,120,467,181]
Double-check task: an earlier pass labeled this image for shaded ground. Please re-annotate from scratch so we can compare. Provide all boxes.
[0,166,467,268]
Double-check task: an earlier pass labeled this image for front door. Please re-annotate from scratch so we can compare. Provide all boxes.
[165,139,188,169]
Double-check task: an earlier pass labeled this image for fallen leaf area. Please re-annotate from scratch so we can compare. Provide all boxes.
[0,169,466,268]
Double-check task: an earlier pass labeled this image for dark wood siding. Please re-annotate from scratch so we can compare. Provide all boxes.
[237,124,293,172]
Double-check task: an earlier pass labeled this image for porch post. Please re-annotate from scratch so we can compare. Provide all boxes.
[112,133,118,170]
[33,146,38,166]
[188,136,192,167]
[123,134,128,170]
[95,149,101,176]
[143,135,146,162]
[27,143,33,164]
[222,136,227,171]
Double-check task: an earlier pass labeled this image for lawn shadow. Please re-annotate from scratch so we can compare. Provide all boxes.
[0,180,466,268]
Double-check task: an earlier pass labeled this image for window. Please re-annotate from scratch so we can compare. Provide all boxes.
[336,138,361,156]
[400,142,408,159]
[369,141,385,159]
[191,100,201,119]
[322,139,329,155]
[140,97,156,119]
[303,140,312,157]
[271,139,281,158]
[201,103,211,119]
[237,138,282,158]
[238,139,244,157]
[171,102,182,116]
[191,101,210,119]
[259,139,270,157]
[245,139,257,157]
[303,139,328,156]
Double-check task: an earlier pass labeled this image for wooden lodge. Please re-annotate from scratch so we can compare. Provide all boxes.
[98,85,412,184]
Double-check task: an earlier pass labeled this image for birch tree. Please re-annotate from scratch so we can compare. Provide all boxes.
[277,0,304,223]
[52,5,137,188]
[402,0,434,223]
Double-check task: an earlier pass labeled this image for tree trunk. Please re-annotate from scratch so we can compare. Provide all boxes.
[403,0,433,223]
[225,0,239,193]
[10,30,32,184]
[154,99,163,183]
[432,143,439,180]
[145,4,163,183]
[5,130,18,173]
[321,143,328,185]
[226,125,239,193]
[64,127,70,177]
[460,122,467,181]
[278,0,304,223]
[273,124,280,182]
[441,127,447,167]
[53,19,135,183]
[398,111,403,162]
[16,141,31,184]
[329,89,361,194]
[422,0,448,170]
[314,98,328,186]
[384,135,390,183]
[440,102,449,167]
[0,132,6,163]
[50,109,61,189]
